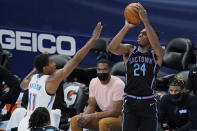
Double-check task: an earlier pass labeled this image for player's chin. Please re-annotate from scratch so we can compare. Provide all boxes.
[138,43,147,48]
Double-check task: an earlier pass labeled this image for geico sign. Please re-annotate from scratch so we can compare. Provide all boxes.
[0,29,76,56]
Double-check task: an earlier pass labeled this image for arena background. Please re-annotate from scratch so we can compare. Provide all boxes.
[0,0,197,78]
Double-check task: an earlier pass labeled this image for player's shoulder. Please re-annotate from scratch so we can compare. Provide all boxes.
[123,44,136,59]
[30,74,38,81]
[126,44,135,52]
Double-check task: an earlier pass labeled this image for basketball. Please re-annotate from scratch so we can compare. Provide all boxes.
[124,3,141,25]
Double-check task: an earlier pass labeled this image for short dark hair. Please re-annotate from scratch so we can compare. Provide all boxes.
[29,107,50,130]
[97,59,111,68]
[169,76,185,89]
[34,54,49,73]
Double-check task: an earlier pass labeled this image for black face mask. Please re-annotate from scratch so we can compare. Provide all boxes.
[97,73,109,81]
[169,93,183,103]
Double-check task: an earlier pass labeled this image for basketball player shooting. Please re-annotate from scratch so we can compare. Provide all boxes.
[15,22,102,131]
[108,3,164,131]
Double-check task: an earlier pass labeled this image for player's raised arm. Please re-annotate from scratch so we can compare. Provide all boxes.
[46,22,102,94]
[20,51,48,89]
[20,68,37,90]
[137,3,164,66]
[108,20,134,56]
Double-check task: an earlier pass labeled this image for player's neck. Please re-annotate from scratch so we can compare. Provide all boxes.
[38,73,44,78]
[138,46,150,52]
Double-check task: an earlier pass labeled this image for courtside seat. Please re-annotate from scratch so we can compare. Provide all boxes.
[89,37,111,64]
[50,54,71,69]
[162,38,194,70]
[0,50,13,69]
[111,61,125,83]
[157,38,195,90]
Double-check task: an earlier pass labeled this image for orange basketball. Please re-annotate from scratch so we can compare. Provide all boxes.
[124,3,141,25]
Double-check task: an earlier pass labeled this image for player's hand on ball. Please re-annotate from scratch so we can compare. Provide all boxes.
[92,22,103,40]
[136,3,148,22]
[125,20,138,29]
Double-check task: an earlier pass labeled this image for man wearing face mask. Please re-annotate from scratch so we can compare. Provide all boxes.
[158,76,197,131]
[70,59,125,131]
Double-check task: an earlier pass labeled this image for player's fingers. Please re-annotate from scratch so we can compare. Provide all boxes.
[137,2,145,10]
[97,22,102,27]
[96,22,102,30]
[133,7,139,13]
[100,26,103,32]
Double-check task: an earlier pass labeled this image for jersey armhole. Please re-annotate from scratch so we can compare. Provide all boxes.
[124,46,137,64]
[151,50,160,73]
[44,76,55,96]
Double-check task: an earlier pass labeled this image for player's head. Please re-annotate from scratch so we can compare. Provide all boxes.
[34,54,56,75]
[168,76,185,102]
[137,28,160,49]
[29,107,50,130]
[96,59,111,82]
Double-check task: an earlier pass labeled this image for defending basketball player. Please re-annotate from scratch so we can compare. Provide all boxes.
[108,3,164,131]
[11,22,102,131]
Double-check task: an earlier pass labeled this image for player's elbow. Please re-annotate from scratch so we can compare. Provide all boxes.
[161,48,165,57]
[108,45,121,55]
[108,44,116,52]
[157,47,165,58]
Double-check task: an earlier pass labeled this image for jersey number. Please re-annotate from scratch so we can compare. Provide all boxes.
[29,93,55,111]
[134,63,146,76]
[29,93,37,110]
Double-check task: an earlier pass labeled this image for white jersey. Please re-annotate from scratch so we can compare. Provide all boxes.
[7,74,60,131]
[27,74,55,116]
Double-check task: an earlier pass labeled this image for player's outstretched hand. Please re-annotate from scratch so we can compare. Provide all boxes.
[91,22,103,41]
